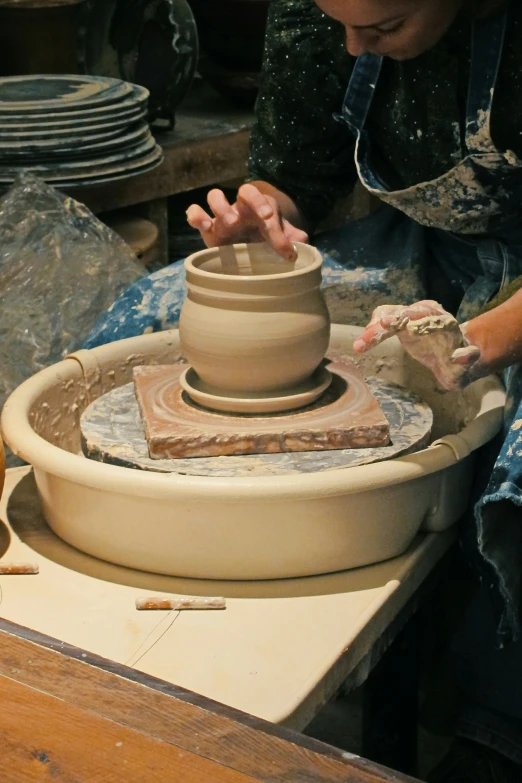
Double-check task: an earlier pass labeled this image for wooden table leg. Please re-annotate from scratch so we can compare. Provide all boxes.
[361,613,421,777]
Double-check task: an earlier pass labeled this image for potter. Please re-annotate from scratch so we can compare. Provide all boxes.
[85,0,522,778]
[179,241,330,396]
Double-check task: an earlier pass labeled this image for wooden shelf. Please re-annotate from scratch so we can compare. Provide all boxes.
[75,81,255,214]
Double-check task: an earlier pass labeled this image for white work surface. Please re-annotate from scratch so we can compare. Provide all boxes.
[0,467,455,729]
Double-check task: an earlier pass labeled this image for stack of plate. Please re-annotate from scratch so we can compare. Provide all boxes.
[0,74,163,188]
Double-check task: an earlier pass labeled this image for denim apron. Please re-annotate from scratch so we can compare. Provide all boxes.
[335,5,522,652]
[84,6,522,649]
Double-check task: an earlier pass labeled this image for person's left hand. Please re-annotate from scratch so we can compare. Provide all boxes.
[353,300,482,391]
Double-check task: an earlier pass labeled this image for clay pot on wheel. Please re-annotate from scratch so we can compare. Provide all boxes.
[179,242,331,396]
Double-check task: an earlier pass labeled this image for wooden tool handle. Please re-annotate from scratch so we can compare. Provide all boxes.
[136,596,226,611]
[0,563,39,575]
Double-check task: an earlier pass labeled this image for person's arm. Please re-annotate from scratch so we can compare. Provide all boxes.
[248,0,357,229]
[187,0,357,258]
[465,287,522,375]
[353,282,522,391]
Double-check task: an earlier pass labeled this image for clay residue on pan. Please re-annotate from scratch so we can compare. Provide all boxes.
[132,358,391,459]
[80,370,433,477]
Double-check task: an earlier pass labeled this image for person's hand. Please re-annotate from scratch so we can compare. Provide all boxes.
[186,183,308,261]
[353,300,482,391]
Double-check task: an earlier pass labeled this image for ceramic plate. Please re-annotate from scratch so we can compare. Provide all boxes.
[19,128,154,166]
[0,122,150,157]
[0,111,146,139]
[0,144,163,185]
[0,84,149,123]
[0,74,132,112]
[0,106,146,135]
[0,136,157,178]
[52,148,164,187]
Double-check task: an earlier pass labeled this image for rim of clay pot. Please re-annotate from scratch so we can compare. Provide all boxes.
[184,242,322,282]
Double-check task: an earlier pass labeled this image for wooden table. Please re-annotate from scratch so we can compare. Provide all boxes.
[0,617,420,782]
[0,466,456,775]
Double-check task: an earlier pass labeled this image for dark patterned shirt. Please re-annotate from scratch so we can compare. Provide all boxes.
[248,0,522,224]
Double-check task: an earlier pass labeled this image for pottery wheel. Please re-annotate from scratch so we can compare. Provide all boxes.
[80,365,433,478]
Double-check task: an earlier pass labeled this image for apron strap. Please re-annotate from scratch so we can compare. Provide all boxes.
[465,7,509,154]
[340,54,383,135]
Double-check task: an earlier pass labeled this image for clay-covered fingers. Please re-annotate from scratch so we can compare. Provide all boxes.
[379,300,446,328]
[451,344,481,367]
[236,184,297,260]
[353,301,449,354]
[353,305,408,353]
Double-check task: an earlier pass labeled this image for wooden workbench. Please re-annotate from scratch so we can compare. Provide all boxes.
[0,617,420,782]
[0,466,455,776]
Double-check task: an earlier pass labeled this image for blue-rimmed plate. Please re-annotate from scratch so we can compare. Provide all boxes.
[0,74,132,113]
[0,143,163,185]
[0,121,150,156]
[0,106,146,135]
[0,135,157,178]
[0,112,145,142]
[0,84,149,123]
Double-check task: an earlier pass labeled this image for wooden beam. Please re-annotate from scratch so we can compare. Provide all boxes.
[0,618,420,783]
[0,674,259,783]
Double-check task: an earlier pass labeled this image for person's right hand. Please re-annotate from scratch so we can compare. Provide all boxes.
[353,301,482,391]
[186,183,308,261]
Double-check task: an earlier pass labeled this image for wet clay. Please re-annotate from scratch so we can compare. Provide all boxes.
[132,357,390,459]
[368,304,480,391]
[80,362,432,474]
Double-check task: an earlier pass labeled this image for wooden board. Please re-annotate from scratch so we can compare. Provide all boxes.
[133,358,391,458]
[0,617,421,782]
[81,362,433,476]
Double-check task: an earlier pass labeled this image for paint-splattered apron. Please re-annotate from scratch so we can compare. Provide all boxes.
[85,7,522,645]
[336,5,522,751]
[336,6,522,644]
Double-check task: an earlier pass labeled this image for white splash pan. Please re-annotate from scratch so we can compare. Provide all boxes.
[1,325,505,580]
